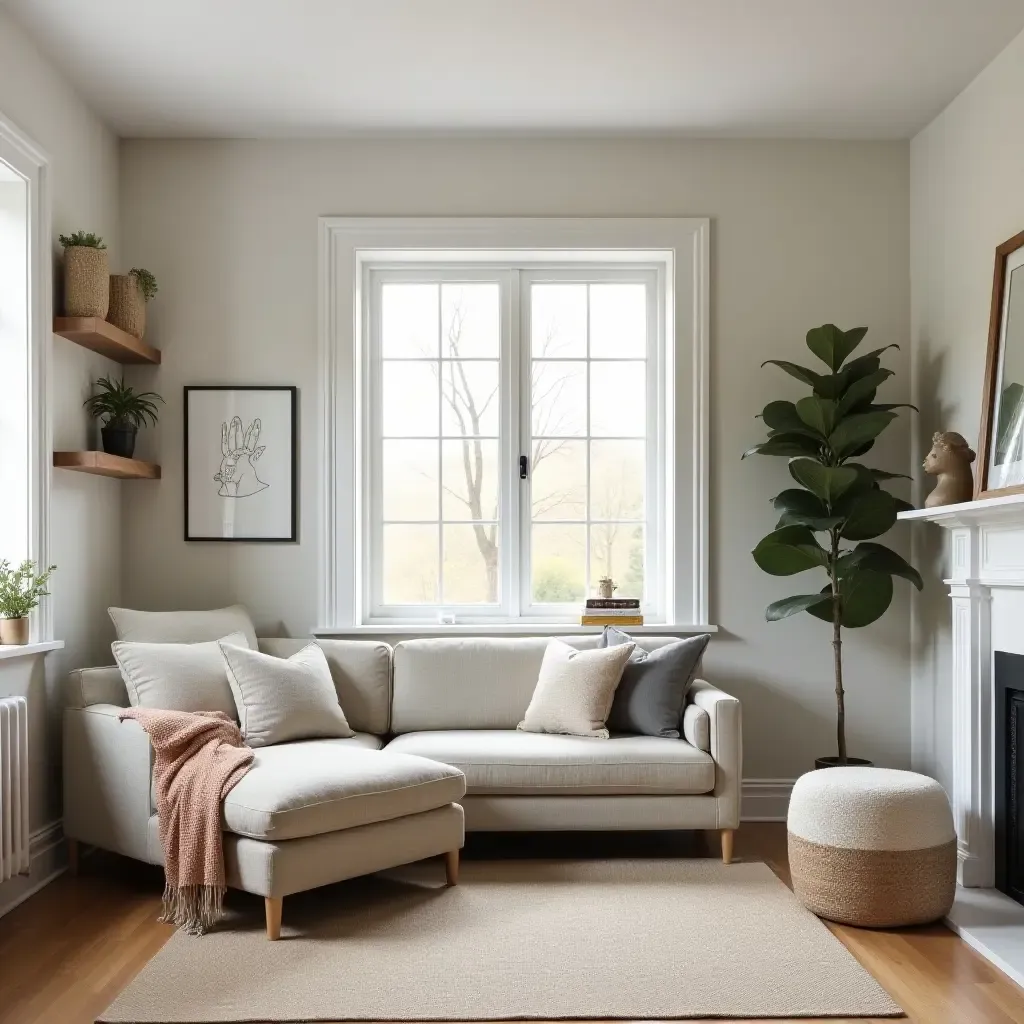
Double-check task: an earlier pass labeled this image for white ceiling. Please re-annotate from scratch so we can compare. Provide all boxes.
[7,0,1024,139]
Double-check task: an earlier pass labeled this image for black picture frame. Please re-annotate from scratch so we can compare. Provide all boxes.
[183,385,298,542]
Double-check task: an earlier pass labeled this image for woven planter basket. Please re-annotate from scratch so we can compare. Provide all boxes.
[64,246,109,318]
[108,274,146,339]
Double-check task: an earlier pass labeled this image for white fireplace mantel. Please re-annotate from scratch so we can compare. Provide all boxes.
[900,492,1024,889]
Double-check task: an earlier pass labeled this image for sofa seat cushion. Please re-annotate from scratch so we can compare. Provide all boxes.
[384,730,715,795]
[215,742,465,841]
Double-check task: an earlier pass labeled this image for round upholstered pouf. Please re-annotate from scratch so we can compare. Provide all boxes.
[787,767,956,928]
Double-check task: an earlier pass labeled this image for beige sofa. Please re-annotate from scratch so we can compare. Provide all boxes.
[63,634,741,936]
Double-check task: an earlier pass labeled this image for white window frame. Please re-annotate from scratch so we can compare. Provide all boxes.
[0,113,52,642]
[318,217,709,632]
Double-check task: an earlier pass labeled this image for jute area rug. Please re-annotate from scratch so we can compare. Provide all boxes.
[100,859,903,1022]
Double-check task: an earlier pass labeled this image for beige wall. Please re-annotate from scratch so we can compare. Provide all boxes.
[0,7,120,910]
[120,136,911,780]
[910,27,1024,791]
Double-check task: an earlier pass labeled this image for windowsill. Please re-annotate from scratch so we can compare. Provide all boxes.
[0,640,64,662]
[315,623,717,637]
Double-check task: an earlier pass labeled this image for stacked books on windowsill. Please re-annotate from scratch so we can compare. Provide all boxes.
[580,599,643,627]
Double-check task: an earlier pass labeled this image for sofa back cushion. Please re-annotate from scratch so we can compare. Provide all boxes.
[391,636,677,733]
[257,638,392,735]
[108,604,259,649]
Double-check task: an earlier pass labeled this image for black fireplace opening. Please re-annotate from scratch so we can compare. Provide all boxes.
[996,651,1024,904]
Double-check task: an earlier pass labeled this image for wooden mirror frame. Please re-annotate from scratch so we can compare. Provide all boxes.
[976,227,1024,498]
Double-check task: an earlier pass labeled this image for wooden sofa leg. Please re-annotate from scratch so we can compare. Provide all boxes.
[67,838,79,877]
[444,849,460,886]
[265,897,282,940]
[721,828,735,865]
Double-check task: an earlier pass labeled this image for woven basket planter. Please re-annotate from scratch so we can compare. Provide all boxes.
[108,274,146,339]
[64,246,109,318]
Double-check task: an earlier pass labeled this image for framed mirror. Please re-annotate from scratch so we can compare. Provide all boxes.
[978,229,1024,497]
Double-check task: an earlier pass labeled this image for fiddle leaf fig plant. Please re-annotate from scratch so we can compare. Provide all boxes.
[742,324,922,763]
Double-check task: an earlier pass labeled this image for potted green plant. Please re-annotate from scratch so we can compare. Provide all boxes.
[0,560,57,645]
[83,375,163,459]
[743,324,922,768]
[108,267,158,340]
[59,231,109,318]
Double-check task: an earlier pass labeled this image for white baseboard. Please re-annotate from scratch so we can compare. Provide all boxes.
[742,779,795,821]
[0,820,66,920]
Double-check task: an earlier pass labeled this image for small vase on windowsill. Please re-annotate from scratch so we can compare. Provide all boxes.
[0,617,29,645]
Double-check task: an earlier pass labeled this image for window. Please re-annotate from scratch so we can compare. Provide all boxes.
[0,117,50,641]
[319,218,709,629]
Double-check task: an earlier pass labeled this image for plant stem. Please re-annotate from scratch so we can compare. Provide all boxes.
[830,529,846,764]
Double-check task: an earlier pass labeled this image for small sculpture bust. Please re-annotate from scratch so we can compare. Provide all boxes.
[923,431,976,508]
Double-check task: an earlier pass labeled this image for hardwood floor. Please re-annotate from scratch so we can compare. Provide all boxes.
[1,823,1023,1023]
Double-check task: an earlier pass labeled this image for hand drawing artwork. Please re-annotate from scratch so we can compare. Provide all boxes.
[215,416,268,497]
[185,386,297,542]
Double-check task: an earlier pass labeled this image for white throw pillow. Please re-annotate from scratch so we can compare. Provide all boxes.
[108,604,259,649]
[518,638,635,739]
[112,631,248,717]
[219,641,355,748]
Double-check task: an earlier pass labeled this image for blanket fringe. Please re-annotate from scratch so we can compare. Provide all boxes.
[159,882,226,936]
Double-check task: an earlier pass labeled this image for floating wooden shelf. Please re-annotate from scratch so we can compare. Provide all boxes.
[54,317,161,365]
[53,451,161,479]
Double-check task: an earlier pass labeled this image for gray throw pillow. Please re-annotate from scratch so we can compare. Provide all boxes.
[600,628,711,738]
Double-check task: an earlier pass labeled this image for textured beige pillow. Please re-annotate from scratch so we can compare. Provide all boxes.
[518,638,635,739]
[112,631,248,717]
[219,641,355,748]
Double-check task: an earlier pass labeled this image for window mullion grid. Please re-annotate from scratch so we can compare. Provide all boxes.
[584,283,592,603]
[436,288,444,606]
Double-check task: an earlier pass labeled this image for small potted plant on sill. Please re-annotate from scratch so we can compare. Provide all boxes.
[59,231,109,318]
[83,375,163,460]
[0,560,57,645]
[108,267,158,340]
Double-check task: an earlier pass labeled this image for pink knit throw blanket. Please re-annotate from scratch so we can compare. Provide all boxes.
[119,707,253,935]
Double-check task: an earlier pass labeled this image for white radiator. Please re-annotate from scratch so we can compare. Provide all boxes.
[0,697,29,882]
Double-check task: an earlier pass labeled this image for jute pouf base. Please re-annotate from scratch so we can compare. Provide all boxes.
[788,766,957,929]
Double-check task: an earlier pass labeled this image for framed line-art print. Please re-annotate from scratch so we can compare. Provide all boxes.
[184,386,297,541]
[978,228,1024,497]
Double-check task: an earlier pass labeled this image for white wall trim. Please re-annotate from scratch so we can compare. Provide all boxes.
[317,216,711,630]
[0,112,52,642]
[742,778,795,822]
[0,820,65,920]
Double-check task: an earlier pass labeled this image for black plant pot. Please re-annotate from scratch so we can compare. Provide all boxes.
[814,756,874,770]
[101,424,138,459]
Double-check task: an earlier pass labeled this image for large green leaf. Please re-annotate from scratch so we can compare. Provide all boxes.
[788,459,858,503]
[766,593,834,621]
[752,526,829,576]
[870,403,919,413]
[845,463,912,483]
[795,396,838,436]
[839,570,894,627]
[828,411,897,458]
[838,541,923,590]
[806,571,893,628]
[742,433,823,459]
[805,325,868,372]
[836,368,894,415]
[760,400,810,434]
[761,360,827,390]
[773,488,841,530]
[892,496,915,514]
[835,487,898,540]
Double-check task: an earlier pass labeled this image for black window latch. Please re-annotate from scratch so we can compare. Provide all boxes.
[519,455,529,480]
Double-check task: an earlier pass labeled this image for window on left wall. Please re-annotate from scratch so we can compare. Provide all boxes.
[0,117,52,641]
[0,157,30,569]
